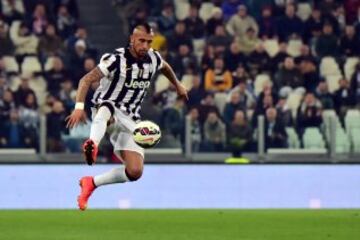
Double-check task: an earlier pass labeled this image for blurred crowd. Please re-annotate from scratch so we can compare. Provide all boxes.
[1,0,360,156]
[125,0,360,155]
[0,0,98,152]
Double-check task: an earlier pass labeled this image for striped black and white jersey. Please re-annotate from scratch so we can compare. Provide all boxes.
[92,47,164,121]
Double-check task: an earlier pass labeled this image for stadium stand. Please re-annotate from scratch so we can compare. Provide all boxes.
[1,0,360,161]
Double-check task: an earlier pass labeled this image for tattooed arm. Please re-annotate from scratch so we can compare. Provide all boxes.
[76,67,104,103]
[160,61,188,100]
[66,67,104,128]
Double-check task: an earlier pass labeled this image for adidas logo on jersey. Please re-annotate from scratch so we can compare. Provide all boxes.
[124,78,151,89]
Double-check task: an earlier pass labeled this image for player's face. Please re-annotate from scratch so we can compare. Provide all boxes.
[131,30,153,58]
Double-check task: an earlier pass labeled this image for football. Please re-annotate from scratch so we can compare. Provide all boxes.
[133,120,161,148]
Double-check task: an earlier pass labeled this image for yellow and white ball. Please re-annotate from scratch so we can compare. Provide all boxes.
[133,120,161,148]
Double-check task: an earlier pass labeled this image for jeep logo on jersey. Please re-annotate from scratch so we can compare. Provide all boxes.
[124,78,151,89]
[124,63,152,89]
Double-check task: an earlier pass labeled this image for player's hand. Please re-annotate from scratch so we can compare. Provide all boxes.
[176,83,188,100]
[66,109,87,128]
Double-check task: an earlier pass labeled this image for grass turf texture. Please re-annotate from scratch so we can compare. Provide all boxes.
[0,210,359,240]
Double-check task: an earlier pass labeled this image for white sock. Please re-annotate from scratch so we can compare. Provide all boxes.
[90,106,112,145]
[93,166,129,187]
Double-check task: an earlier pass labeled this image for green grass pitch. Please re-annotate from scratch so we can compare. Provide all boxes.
[0,210,359,240]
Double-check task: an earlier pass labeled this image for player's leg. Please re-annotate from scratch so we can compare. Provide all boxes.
[83,102,114,165]
[77,130,144,210]
[92,150,144,186]
[77,151,144,211]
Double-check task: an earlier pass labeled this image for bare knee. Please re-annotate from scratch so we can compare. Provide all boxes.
[125,165,143,181]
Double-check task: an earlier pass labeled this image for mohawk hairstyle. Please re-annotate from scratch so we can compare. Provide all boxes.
[132,23,153,34]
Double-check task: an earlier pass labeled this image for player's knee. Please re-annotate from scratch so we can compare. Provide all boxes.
[125,166,143,181]
[94,106,112,122]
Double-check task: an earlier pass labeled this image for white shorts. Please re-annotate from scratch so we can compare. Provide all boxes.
[91,105,144,158]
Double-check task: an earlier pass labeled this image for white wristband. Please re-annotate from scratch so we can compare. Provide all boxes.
[75,102,85,110]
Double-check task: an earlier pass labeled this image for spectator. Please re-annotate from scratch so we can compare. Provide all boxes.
[172,44,198,79]
[46,100,68,152]
[187,107,202,152]
[340,25,360,56]
[315,81,334,109]
[56,4,77,39]
[271,42,289,72]
[72,57,96,87]
[298,58,320,92]
[157,2,177,37]
[355,7,360,39]
[252,94,274,127]
[19,92,39,128]
[0,75,9,98]
[276,96,293,127]
[68,39,90,80]
[257,6,277,39]
[226,4,259,39]
[129,7,148,31]
[38,23,64,58]
[332,5,346,32]
[205,7,224,36]
[231,65,253,90]
[0,21,15,56]
[1,0,24,25]
[15,75,36,107]
[204,57,233,92]
[54,0,79,19]
[153,84,178,126]
[227,80,255,108]
[224,41,246,72]
[297,92,323,133]
[207,25,233,52]
[344,0,360,24]
[333,78,356,121]
[316,23,339,58]
[246,43,271,76]
[265,107,288,149]
[45,56,70,95]
[227,110,252,157]
[31,3,49,36]
[150,22,166,51]
[66,26,96,57]
[223,91,246,125]
[221,0,243,21]
[0,109,29,148]
[0,89,16,125]
[18,92,39,149]
[319,0,338,16]
[167,21,193,53]
[201,45,216,72]
[277,3,304,41]
[237,27,260,55]
[197,93,221,124]
[58,78,76,113]
[186,74,206,109]
[304,8,323,43]
[258,84,278,107]
[162,97,186,139]
[184,5,205,39]
[202,111,226,151]
[295,44,316,64]
[274,57,304,92]
[10,21,39,59]
[350,63,360,104]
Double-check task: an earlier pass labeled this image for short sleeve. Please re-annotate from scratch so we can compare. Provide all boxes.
[97,53,118,77]
[153,50,165,70]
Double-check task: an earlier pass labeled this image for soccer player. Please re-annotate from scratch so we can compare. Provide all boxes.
[66,23,188,210]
